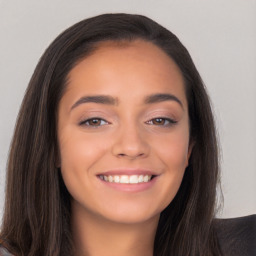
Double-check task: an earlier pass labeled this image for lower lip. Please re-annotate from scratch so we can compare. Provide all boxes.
[97,176,158,192]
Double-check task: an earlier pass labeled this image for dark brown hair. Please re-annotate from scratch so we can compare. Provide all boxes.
[0,13,221,256]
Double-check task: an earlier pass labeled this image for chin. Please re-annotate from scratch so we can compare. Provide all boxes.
[99,209,161,225]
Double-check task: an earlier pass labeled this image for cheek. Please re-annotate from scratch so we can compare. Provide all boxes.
[165,139,189,167]
[151,127,190,205]
[59,127,107,166]
[155,127,190,169]
[58,128,109,205]
[58,127,114,193]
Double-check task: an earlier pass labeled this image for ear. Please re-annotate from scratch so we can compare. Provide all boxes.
[186,140,195,167]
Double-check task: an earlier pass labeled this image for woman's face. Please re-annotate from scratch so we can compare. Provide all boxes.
[58,40,192,224]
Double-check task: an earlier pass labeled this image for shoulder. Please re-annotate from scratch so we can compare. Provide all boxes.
[214,214,256,256]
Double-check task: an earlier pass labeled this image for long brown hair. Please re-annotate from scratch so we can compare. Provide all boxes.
[0,13,221,256]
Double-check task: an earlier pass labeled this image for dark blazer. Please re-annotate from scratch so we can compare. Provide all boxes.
[0,215,255,256]
[215,214,256,256]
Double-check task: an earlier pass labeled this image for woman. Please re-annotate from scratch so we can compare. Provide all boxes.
[0,13,255,256]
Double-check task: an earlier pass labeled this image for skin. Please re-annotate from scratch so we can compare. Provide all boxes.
[58,40,192,256]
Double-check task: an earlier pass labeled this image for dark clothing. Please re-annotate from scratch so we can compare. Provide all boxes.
[215,214,256,256]
[1,215,255,256]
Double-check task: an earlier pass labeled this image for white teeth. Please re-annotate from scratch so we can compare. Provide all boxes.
[129,175,139,184]
[143,175,149,182]
[99,174,152,184]
[120,175,129,183]
[114,175,120,183]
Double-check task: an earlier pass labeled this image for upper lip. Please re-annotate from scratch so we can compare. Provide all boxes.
[97,168,160,176]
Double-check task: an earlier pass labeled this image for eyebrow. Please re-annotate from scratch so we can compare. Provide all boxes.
[70,93,183,111]
[144,93,183,108]
[71,95,118,110]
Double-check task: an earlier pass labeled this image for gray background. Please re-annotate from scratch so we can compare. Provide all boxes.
[0,0,256,220]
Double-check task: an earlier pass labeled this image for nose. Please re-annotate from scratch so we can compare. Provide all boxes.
[111,123,150,160]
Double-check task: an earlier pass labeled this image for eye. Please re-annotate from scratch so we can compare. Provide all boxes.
[146,117,177,126]
[79,118,109,127]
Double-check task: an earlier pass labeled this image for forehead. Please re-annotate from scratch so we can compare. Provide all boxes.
[63,39,187,108]
[69,39,182,77]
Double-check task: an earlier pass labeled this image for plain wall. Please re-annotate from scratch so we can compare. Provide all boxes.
[0,0,256,220]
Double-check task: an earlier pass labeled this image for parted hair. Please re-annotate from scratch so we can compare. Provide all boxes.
[0,13,221,256]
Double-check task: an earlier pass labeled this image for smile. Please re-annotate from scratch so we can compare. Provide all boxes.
[99,174,153,184]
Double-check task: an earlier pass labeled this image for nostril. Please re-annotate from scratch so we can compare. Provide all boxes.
[117,152,145,159]
[112,139,150,159]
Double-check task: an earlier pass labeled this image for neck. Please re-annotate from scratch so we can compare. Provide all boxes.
[71,203,159,256]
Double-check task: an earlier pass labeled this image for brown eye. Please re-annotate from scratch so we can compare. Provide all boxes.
[152,118,165,125]
[147,117,177,126]
[80,118,108,127]
[88,119,102,126]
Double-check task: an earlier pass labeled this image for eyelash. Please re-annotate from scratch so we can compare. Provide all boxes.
[79,117,177,128]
